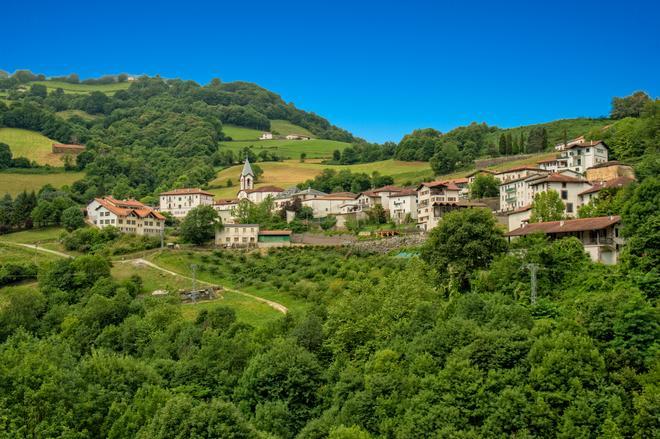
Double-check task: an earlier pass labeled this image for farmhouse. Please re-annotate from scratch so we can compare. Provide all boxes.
[388,189,418,224]
[215,224,292,248]
[285,134,311,140]
[259,132,273,140]
[213,199,240,224]
[86,196,165,236]
[506,215,624,264]
[578,176,635,206]
[416,181,461,230]
[159,188,214,218]
[302,192,358,218]
[527,173,592,218]
[556,140,609,174]
[52,143,86,154]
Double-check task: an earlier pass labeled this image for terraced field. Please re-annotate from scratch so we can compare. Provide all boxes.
[0,127,64,165]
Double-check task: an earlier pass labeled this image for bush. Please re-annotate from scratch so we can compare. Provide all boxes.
[0,262,38,286]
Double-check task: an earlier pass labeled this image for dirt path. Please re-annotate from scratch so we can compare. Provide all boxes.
[118,258,288,314]
[0,242,73,258]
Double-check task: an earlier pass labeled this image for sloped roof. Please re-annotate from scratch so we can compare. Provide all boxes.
[214,198,239,205]
[564,140,608,150]
[579,176,635,195]
[588,160,632,170]
[372,185,403,193]
[417,181,461,191]
[245,185,284,194]
[431,201,487,208]
[94,197,165,220]
[317,192,357,200]
[496,166,544,175]
[390,189,417,197]
[465,169,496,177]
[528,173,589,185]
[160,188,214,196]
[506,215,621,236]
[241,158,254,177]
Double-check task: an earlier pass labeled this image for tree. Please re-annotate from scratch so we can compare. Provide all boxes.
[332,149,341,161]
[61,206,85,231]
[469,174,499,199]
[180,205,220,245]
[530,190,565,223]
[611,91,651,119]
[300,152,307,163]
[0,143,12,169]
[421,208,507,291]
[29,84,47,98]
[320,216,337,230]
[430,142,460,175]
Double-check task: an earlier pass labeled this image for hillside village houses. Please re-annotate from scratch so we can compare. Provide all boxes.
[86,196,165,236]
[159,188,214,218]
[285,134,311,140]
[259,132,273,140]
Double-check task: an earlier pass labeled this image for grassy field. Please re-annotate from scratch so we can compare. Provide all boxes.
[223,125,263,141]
[0,170,85,196]
[30,80,130,95]
[0,227,64,244]
[0,127,66,166]
[270,120,314,137]
[208,159,433,197]
[0,242,59,266]
[148,250,308,316]
[56,109,100,121]
[219,138,351,160]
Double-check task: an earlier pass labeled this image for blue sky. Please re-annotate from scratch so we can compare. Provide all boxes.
[3,0,659,142]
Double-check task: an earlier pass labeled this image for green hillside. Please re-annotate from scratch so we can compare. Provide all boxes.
[55,109,99,121]
[0,127,63,166]
[223,125,263,140]
[29,80,130,95]
[270,119,314,137]
[219,138,351,160]
[0,170,85,196]
[487,117,612,146]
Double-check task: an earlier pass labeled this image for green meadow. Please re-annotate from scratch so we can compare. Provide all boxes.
[29,80,131,95]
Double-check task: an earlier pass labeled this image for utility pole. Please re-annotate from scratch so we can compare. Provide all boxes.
[191,264,197,291]
[523,263,539,305]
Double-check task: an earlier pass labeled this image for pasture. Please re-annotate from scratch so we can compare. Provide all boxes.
[219,138,351,160]
[223,125,263,141]
[0,170,85,196]
[0,127,65,166]
[208,159,433,198]
[29,80,131,95]
[270,119,314,137]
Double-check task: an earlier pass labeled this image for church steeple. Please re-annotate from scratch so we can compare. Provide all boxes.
[240,157,254,191]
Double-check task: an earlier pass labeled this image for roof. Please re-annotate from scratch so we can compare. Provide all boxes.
[224,223,259,227]
[241,158,254,177]
[52,143,85,150]
[93,197,165,220]
[417,181,461,191]
[496,166,544,175]
[372,185,403,193]
[563,140,608,150]
[465,169,496,177]
[508,204,533,215]
[445,177,469,185]
[244,185,284,194]
[214,198,239,205]
[528,173,588,185]
[259,230,292,236]
[506,215,621,237]
[160,188,214,196]
[579,176,635,195]
[316,192,357,200]
[360,190,380,198]
[537,157,568,164]
[390,189,417,197]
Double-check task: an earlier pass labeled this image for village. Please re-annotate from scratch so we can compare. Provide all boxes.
[85,136,634,265]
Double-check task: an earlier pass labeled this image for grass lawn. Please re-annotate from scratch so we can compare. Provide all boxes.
[113,257,283,327]
[56,109,100,121]
[30,80,130,95]
[1,227,64,244]
[208,159,433,198]
[0,170,85,196]
[219,138,351,160]
[270,120,314,137]
[0,127,66,166]
[147,250,308,316]
[0,242,59,266]
[223,125,263,141]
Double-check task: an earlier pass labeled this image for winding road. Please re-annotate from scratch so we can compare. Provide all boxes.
[1,241,288,314]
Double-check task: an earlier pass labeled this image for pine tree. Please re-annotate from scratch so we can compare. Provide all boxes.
[506,133,514,155]
[541,128,549,151]
[519,131,525,154]
[498,134,507,156]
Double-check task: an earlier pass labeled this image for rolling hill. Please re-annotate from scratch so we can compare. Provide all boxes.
[0,127,64,166]
[0,170,85,196]
[219,138,351,160]
[486,117,612,146]
[29,80,131,95]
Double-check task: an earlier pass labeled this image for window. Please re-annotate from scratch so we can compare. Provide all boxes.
[561,190,568,200]
[226,237,230,242]
[615,228,619,238]
[562,182,566,188]
[566,202,573,213]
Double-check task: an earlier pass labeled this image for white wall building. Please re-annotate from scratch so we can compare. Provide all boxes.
[416,181,461,231]
[527,173,592,218]
[495,166,549,183]
[557,140,609,174]
[260,132,273,140]
[159,188,214,218]
[302,192,358,218]
[213,199,239,224]
[215,224,259,247]
[388,189,418,224]
[87,197,165,236]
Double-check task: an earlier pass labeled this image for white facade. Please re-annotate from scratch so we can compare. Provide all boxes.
[416,182,461,230]
[528,177,592,218]
[215,224,259,247]
[495,167,548,183]
[302,193,357,218]
[259,132,273,140]
[159,189,214,218]
[87,197,165,236]
[389,192,418,224]
[557,141,609,174]
[213,200,239,225]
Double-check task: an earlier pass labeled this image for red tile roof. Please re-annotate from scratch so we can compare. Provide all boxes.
[506,215,621,236]
[418,181,461,191]
[580,176,635,195]
[528,173,588,184]
[496,166,544,174]
[465,169,496,177]
[390,189,417,197]
[372,185,403,193]
[259,230,292,236]
[508,204,532,214]
[95,197,165,220]
[317,192,358,200]
[214,198,239,205]
[160,188,214,196]
[588,160,631,169]
[564,140,607,150]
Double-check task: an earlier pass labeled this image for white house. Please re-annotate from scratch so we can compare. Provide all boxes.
[557,140,609,174]
[240,186,285,203]
[506,215,624,264]
[554,135,585,151]
[495,166,549,183]
[87,197,165,236]
[578,176,635,207]
[302,192,358,218]
[527,173,592,218]
[388,189,418,224]
[215,224,259,247]
[274,187,327,209]
[213,199,240,224]
[537,157,569,173]
[159,188,214,218]
[259,132,273,140]
[416,181,461,231]
[506,205,533,231]
[285,134,311,140]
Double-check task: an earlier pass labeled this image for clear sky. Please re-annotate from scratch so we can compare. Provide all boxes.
[3,0,659,142]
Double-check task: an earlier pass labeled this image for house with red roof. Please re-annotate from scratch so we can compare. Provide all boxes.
[87,197,165,236]
[416,180,464,230]
[159,188,214,218]
[506,215,624,264]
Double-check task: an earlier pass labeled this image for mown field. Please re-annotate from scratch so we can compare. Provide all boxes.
[270,119,314,137]
[208,159,433,197]
[29,80,131,95]
[223,125,263,141]
[0,170,85,196]
[219,138,351,160]
[0,127,66,166]
[56,109,99,121]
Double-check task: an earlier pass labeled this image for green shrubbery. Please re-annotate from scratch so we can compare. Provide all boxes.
[61,226,159,255]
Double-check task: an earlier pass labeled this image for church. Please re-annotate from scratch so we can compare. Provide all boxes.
[236,157,284,203]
